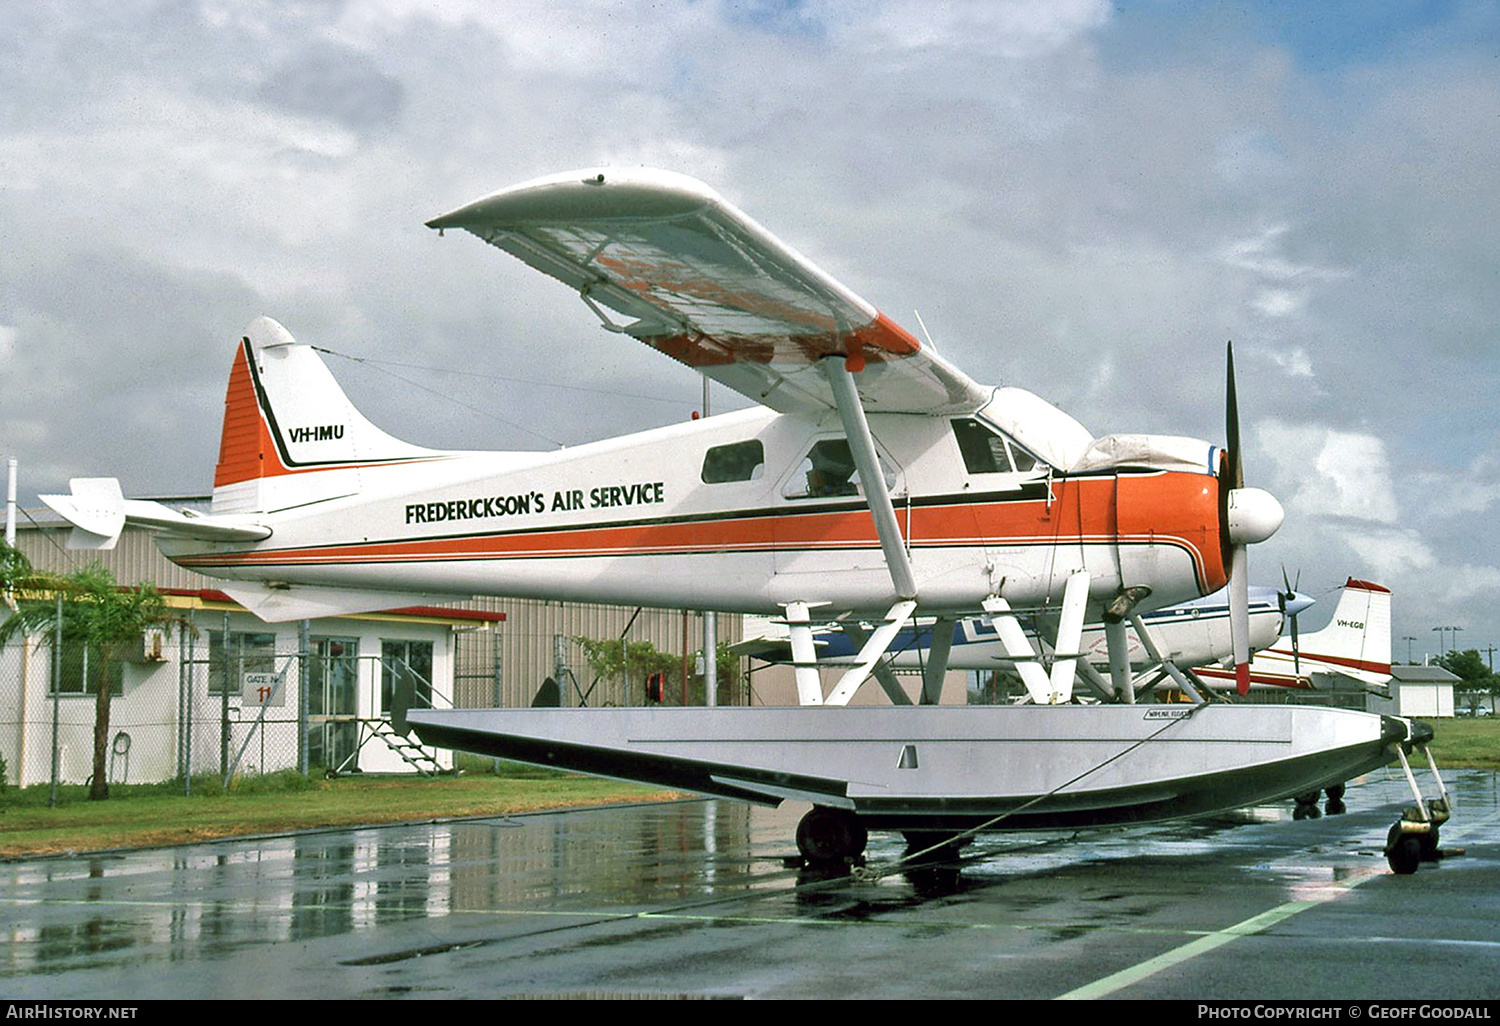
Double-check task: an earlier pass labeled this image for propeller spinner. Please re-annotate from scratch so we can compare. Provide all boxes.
[1223,342,1285,694]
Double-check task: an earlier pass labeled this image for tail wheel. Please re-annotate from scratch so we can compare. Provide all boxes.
[796,806,867,863]
[1387,835,1422,875]
[1385,822,1435,875]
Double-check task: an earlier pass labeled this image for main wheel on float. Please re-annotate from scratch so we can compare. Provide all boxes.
[795,806,868,863]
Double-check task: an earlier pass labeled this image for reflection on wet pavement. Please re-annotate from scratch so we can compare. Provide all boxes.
[2,768,1495,999]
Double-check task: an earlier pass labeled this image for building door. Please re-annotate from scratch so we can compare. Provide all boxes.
[381,639,435,716]
[309,637,359,772]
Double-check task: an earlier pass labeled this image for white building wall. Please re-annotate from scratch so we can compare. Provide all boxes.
[0,605,460,787]
[1366,683,1455,719]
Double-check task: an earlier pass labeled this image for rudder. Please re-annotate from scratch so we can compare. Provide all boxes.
[212,317,449,513]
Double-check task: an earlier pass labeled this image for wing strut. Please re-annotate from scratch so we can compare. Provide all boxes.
[820,357,917,601]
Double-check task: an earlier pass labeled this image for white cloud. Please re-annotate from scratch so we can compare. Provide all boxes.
[1266,346,1314,378]
[1416,453,1500,516]
[857,0,1112,57]
[1256,421,1399,524]
[1252,289,1305,319]
[1342,525,1438,581]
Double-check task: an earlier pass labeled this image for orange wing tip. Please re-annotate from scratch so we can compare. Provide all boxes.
[859,312,922,356]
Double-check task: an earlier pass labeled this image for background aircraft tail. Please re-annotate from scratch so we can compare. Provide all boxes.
[1293,578,1392,677]
[213,317,451,514]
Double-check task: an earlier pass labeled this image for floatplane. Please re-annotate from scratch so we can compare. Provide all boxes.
[41,169,1446,872]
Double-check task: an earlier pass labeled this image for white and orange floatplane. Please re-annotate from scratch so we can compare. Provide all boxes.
[42,169,1446,872]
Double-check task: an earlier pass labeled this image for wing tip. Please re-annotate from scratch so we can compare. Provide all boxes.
[428,167,719,231]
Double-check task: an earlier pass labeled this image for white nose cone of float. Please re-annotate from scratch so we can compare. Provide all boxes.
[1228,487,1285,546]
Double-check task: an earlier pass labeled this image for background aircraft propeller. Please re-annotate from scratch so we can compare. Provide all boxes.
[1280,565,1303,675]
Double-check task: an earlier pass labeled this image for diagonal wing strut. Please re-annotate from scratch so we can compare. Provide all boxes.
[820,356,917,601]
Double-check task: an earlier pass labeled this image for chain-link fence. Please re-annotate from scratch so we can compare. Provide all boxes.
[0,623,447,792]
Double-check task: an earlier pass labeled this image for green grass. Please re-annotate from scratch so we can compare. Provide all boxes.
[1428,716,1500,770]
[0,767,678,858]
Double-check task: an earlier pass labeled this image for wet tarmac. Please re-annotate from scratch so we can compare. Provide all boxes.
[3,767,1498,1000]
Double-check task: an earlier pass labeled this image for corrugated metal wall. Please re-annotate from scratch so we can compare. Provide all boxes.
[453,595,742,708]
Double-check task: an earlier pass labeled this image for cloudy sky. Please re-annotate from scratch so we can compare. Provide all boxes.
[3,0,1497,664]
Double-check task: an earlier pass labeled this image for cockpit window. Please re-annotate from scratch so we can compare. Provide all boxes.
[783,438,895,500]
[952,418,1037,474]
[701,440,765,483]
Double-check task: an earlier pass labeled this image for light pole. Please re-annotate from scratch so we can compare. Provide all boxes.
[1402,635,1418,664]
[1432,625,1463,660]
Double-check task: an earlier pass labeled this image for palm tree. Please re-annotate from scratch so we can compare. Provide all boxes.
[1,544,171,799]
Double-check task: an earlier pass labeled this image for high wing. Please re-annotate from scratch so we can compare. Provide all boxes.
[426,168,990,416]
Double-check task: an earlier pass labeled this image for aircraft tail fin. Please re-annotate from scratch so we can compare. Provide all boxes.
[213,317,451,514]
[1297,578,1391,674]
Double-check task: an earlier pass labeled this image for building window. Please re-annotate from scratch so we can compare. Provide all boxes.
[701,440,765,483]
[207,631,278,695]
[382,639,434,712]
[52,641,124,696]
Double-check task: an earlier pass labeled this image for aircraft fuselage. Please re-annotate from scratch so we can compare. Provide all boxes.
[164,394,1228,620]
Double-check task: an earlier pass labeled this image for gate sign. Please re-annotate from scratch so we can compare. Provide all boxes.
[243,671,285,707]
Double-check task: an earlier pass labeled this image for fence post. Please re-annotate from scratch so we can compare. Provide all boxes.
[176,621,186,784]
[219,612,230,780]
[298,619,310,778]
[48,593,60,807]
[185,615,195,796]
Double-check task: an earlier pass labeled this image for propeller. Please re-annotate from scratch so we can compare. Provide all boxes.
[1222,342,1285,695]
[1280,566,1302,675]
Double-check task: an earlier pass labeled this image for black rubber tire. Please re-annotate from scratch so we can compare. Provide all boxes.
[1387,834,1422,875]
[796,807,867,863]
[1325,782,1346,801]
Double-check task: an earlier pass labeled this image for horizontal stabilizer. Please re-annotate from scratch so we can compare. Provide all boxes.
[39,478,125,549]
[41,479,271,550]
[219,581,473,623]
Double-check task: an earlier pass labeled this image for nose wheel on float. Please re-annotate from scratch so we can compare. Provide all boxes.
[1384,722,1452,875]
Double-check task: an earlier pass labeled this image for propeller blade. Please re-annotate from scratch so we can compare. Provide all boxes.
[1225,341,1243,491]
[1279,566,1302,674]
[1230,545,1250,695]
[1290,608,1301,675]
[1225,341,1250,695]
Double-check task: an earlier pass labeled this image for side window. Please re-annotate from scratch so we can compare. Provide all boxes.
[1006,437,1037,472]
[701,440,765,483]
[783,438,894,500]
[951,418,1038,474]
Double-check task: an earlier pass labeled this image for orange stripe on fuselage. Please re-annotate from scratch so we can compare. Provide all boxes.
[180,471,1227,593]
